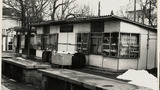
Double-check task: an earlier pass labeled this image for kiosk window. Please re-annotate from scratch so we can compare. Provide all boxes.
[90,33,103,54]
[77,33,89,54]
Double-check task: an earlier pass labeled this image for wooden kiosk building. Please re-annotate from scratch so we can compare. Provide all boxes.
[26,15,157,71]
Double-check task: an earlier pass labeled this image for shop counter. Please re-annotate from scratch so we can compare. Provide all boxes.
[39,69,151,90]
[2,58,51,85]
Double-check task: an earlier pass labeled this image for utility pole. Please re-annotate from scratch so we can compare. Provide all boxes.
[149,0,151,25]
[98,1,100,16]
[20,0,25,29]
[61,0,64,20]
[134,0,136,22]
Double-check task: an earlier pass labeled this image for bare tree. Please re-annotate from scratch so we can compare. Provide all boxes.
[50,0,94,21]
[138,0,157,26]
[50,0,76,21]
[65,4,94,20]
[116,0,157,26]
[3,0,50,28]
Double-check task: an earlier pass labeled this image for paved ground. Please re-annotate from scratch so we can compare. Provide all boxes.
[1,51,157,90]
[2,75,40,90]
[1,84,10,90]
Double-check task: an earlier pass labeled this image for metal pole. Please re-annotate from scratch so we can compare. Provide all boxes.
[149,0,151,25]
[134,0,136,22]
[146,0,151,69]
[61,0,64,20]
[98,1,100,16]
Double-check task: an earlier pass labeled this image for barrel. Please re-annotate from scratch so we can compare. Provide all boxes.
[42,51,52,62]
[72,52,86,68]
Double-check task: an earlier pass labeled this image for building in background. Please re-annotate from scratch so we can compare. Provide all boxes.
[2,5,21,51]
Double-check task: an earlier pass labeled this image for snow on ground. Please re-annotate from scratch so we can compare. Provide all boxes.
[117,69,158,90]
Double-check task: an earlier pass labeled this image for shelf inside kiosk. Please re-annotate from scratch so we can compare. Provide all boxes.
[102,32,140,58]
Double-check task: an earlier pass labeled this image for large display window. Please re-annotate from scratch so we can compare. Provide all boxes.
[36,34,58,51]
[102,32,140,58]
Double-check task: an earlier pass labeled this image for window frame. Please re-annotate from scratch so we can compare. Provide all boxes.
[77,33,90,54]
[60,25,73,32]
[102,32,140,59]
[90,33,103,55]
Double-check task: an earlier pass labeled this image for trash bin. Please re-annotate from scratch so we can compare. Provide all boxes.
[42,51,52,62]
[48,52,52,63]
[72,52,86,68]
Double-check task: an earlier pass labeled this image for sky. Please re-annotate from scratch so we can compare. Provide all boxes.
[76,0,130,16]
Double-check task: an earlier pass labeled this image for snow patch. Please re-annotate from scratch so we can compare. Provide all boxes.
[117,69,158,90]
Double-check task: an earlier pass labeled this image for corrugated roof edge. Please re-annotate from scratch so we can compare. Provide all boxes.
[30,15,156,31]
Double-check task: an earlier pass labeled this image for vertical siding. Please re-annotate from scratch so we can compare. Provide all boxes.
[147,35,157,69]
[120,21,142,33]
[2,37,6,51]
[102,57,118,70]
[104,21,120,32]
[73,23,90,33]
[120,21,156,35]
[138,34,147,69]
[67,33,77,52]
[37,27,43,34]
[89,55,103,67]
[58,33,68,52]
[57,33,76,52]
[85,55,89,65]
[50,25,60,34]
[119,59,137,70]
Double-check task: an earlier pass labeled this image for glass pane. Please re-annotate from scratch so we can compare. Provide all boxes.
[36,35,42,49]
[49,34,58,51]
[90,38,97,54]
[111,33,118,44]
[120,33,130,57]
[77,33,89,54]
[77,33,81,42]
[50,34,57,45]
[110,33,118,57]
[97,38,102,54]
[82,33,88,43]
[103,33,110,57]
[130,34,139,58]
